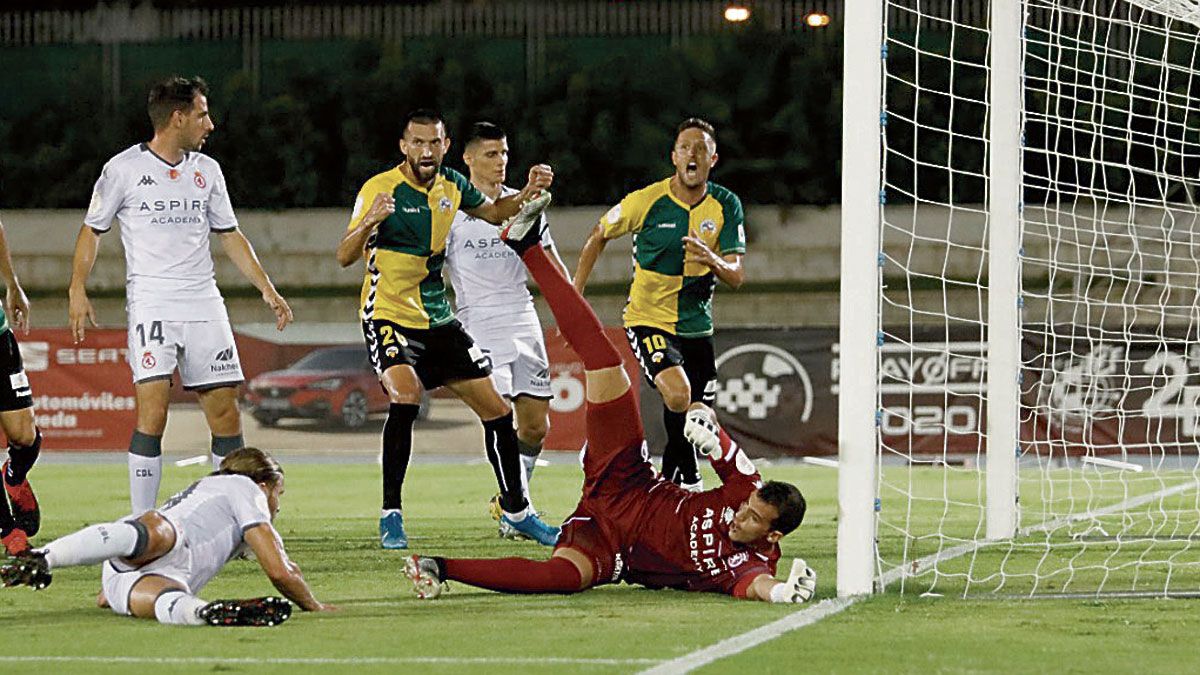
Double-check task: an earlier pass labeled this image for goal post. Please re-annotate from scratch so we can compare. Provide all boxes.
[839,0,1200,598]
[986,0,1022,542]
[837,0,884,598]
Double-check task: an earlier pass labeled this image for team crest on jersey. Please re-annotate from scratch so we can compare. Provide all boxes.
[727,552,749,569]
[721,507,734,525]
[700,219,717,234]
[141,351,157,369]
[194,171,207,188]
[167,169,181,181]
[438,197,452,212]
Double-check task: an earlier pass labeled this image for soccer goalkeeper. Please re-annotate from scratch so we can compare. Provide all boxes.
[405,203,814,604]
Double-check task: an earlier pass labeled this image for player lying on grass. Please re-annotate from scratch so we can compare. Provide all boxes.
[1,447,332,626]
[405,203,817,604]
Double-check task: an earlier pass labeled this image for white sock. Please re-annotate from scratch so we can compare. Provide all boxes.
[43,521,141,569]
[381,508,402,518]
[520,454,538,488]
[505,506,529,522]
[154,590,207,626]
[129,454,163,515]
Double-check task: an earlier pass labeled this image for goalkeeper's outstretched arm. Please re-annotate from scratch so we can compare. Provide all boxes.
[744,560,818,604]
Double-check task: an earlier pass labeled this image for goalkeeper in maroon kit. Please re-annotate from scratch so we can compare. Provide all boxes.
[405,197,815,604]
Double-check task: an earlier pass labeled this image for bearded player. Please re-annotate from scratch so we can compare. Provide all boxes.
[405,208,815,604]
[574,118,746,492]
[336,110,558,548]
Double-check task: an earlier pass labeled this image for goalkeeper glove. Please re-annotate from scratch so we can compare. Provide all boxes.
[769,558,817,604]
[683,408,722,458]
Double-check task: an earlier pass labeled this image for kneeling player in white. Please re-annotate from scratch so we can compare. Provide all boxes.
[0,448,331,626]
[447,122,571,536]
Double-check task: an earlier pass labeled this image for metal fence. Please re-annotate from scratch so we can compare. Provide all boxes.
[0,0,842,45]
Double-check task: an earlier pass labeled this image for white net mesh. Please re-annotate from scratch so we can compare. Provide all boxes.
[876,0,1200,597]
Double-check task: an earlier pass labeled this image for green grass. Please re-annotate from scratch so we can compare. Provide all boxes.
[0,462,1197,674]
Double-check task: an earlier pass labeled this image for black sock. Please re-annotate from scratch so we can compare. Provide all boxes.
[382,403,420,511]
[483,413,528,514]
[662,408,700,485]
[0,486,13,536]
[5,431,41,486]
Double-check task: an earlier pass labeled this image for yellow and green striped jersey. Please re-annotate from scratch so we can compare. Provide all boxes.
[348,165,486,329]
[602,178,745,337]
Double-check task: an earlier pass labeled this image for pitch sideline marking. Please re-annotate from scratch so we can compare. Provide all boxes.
[645,479,1200,673]
[0,655,661,667]
[639,596,860,675]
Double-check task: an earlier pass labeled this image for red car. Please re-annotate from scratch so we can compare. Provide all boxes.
[244,346,428,429]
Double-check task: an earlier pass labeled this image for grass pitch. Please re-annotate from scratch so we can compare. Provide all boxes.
[0,461,1197,674]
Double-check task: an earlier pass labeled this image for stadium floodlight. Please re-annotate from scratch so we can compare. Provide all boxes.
[840,0,1200,599]
[723,3,751,23]
[804,12,831,27]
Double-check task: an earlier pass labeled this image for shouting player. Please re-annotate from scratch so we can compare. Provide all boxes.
[574,118,746,491]
[446,122,571,537]
[405,212,815,604]
[0,216,41,556]
[69,76,294,515]
[336,110,558,548]
[1,448,332,626]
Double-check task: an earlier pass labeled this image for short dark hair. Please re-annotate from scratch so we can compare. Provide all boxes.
[465,121,506,151]
[147,76,209,130]
[402,109,446,137]
[759,481,806,535]
[676,117,717,145]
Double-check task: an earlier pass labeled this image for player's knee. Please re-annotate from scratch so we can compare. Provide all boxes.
[520,417,549,445]
[661,388,691,413]
[136,409,168,436]
[5,415,37,447]
[127,512,176,564]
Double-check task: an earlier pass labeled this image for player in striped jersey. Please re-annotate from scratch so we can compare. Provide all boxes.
[336,110,559,549]
[574,118,746,491]
[0,215,42,556]
[69,76,294,517]
[446,122,571,538]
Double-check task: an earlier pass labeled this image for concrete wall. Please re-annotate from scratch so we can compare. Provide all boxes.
[0,205,847,292]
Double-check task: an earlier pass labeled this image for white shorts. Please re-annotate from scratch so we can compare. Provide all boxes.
[461,305,551,399]
[100,535,192,617]
[486,333,552,400]
[126,312,244,390]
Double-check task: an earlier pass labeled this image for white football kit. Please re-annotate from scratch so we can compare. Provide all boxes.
[445,186,553,399]
[101,474,274,616]
[84,144,244,389]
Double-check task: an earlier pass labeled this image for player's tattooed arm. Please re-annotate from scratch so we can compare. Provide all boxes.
[0,218,30,333]
[68,225,102,344]
[337,192,394,267]
[244,523,335,612]
[218,230,293,331]
[684,237,745,289]
[465,164,554,224]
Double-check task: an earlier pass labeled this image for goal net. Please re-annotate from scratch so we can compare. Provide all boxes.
[841,0,1200,597]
